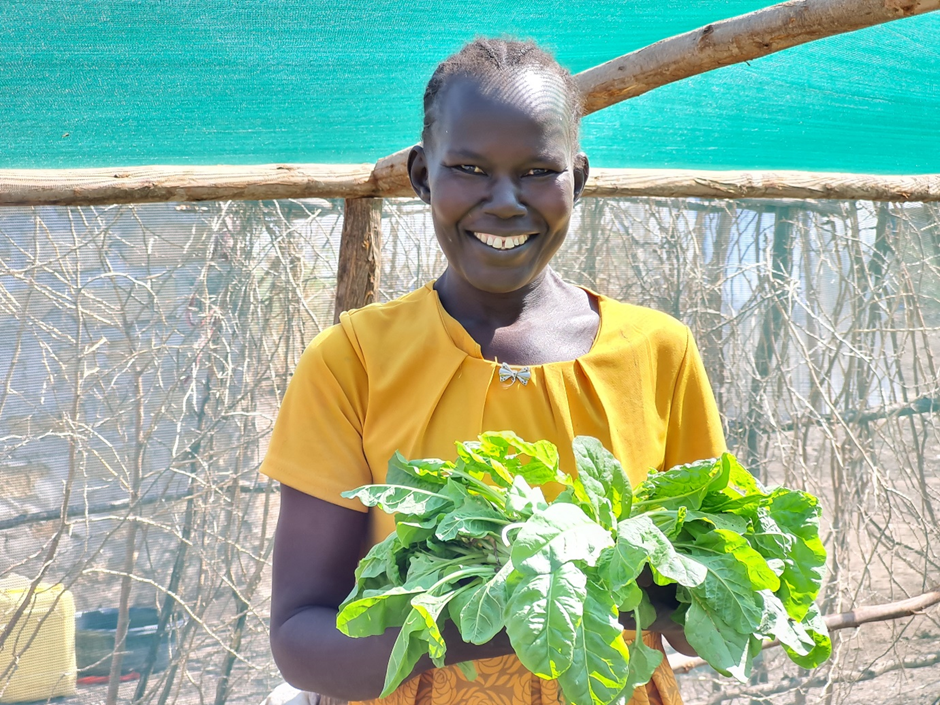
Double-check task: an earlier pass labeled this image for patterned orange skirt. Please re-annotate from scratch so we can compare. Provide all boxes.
[352,631,682,705]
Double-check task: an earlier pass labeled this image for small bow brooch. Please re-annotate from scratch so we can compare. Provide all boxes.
[498,362,531,387]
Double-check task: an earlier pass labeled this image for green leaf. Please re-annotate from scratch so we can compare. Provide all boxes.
[455,660,478,681]
[355,532,401,583]
[458,562,514,645]
[573,436,632,523]
[381,607,432,697]
[479,431,564,486]
[634,591,658,631]
[380,589,461,698]
[684,550,766,634]
[343,533,407,601]
[749,508,795,559]
[434,486,508,541]
[382,581,481,697]
[511,503,614,575]
[555,581,632,705]
[396,520,435,546]
[616,515,706,588]
[411,591,455,665]
[505,475,548,520]
[634,457,726,512]
[337,582,434,637]
[456,440,514,487]
[783,603,832,668]
[554,485,602,524]
[341,484,453,517]
[403,553,451,585]
[596,537,645,599]
[701,492,764,517]
[648,507,687,540]
[721,453,767,496]
[505,562,587,679]
[683,509,748,535]
[757,590,816,655]
[386,452,450,491]
[623,635,663,693]
[447,575,486,625]
[765,489,827,621]
[682,596,754,681]
[616,581,644,614]
[686,530,780,593]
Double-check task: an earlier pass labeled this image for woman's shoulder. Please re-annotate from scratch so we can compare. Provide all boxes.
[338,283,439,342]
[302,283,454,376]
[596,295,691,351]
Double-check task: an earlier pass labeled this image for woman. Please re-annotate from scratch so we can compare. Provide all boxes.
[263,38,725,705]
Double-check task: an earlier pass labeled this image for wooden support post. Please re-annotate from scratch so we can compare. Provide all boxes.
[334,198,383,324]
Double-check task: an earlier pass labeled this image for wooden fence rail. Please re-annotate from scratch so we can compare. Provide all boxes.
[1,167,938,207]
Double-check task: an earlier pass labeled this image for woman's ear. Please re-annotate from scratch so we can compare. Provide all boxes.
[408,145,431,204]
[572,152,590,203]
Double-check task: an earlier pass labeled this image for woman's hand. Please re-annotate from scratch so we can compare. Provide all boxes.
[617,567,697,657]
[269,486,516,702]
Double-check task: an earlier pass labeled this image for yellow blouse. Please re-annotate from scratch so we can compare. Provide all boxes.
[261,281,726,705]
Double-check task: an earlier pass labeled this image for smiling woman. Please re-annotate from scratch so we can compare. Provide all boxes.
[408,70,585,300]
[261,38,726,705]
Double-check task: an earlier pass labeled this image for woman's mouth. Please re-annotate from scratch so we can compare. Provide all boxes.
[470,232,534,250]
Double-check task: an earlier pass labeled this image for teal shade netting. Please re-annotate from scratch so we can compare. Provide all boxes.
[2,0,938,172]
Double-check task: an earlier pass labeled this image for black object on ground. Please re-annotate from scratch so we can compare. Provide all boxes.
[75,607,179,677]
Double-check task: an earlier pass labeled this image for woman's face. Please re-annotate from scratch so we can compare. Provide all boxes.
[409,71,588,295]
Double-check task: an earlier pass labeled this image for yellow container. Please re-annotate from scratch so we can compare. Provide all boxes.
[0,574,77,703]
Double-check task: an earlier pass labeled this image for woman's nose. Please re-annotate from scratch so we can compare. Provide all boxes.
[484,178,526,219]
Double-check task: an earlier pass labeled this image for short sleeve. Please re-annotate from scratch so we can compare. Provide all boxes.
[259,323,371,512]
[663,327,727,470]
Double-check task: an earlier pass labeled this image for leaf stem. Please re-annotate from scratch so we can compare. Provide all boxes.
[500,522,526,547]
[427,566,496,594]
[448,469,507,507]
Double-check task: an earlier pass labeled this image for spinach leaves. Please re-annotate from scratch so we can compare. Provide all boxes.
[337,433,831,704]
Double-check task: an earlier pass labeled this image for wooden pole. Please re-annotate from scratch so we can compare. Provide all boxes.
[334,198,383,323]
[576,0,940,115]
[0,163,376,207]
[581,169,940,202]
[2,167,939,207]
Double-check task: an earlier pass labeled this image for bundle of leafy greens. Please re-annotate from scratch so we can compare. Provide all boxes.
[336,432,830,705]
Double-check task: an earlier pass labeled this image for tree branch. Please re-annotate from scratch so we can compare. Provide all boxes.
[0,483,272,532]
[701,650,940,705]
[576,0,940,114]
[725,394,940,436]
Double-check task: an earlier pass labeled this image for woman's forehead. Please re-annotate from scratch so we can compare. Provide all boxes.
[432,71,573,155]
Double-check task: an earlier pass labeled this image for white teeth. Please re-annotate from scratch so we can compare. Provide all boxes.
[472,232,531,250]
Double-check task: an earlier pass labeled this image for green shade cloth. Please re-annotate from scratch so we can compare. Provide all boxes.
[2,1,938,172]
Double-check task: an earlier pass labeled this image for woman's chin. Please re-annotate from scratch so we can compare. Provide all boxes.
[458,266,547,295]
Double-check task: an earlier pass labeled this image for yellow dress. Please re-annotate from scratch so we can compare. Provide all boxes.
[260,281,726,705]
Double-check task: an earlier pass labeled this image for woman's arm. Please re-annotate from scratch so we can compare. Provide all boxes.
[269,485,515,702]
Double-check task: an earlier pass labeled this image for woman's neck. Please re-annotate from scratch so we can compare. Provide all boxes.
[434,267,562,329]
[433,268,599,365]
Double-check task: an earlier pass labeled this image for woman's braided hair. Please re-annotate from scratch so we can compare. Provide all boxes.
[422,38,583,151]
